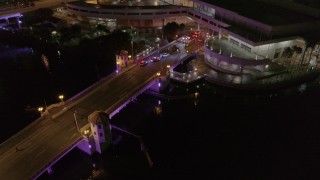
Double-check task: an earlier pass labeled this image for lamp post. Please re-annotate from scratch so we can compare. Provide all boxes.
[38,107,44,116]
[116,61,120,72]
[157,71,161,82]
[156,71,161,90]
[166,65,171,76]
[73,110,80,133]
[131,40,133,61]
[58,94,64,102]
[130,26,135,62]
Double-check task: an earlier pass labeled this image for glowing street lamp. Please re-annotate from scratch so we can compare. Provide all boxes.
[156,71,161,88]
[194,92,200,98]
[58,95,64,102]
[38,106,44,116]
[38,107,43,112]
[166,65,171,76]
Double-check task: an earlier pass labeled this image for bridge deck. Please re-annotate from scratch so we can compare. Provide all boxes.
[0,41,184,179]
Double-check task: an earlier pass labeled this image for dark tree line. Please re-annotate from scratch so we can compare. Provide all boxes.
[162,22,185,42]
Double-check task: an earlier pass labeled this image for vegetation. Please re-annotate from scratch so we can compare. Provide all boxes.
[162,22,185,42]
[23,8,54,25]
[0,0,34,7]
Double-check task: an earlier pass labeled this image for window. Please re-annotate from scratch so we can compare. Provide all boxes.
[241,44,251,52]
[98,124,102,129]
[230,39,239,46]
[99,132,103,137]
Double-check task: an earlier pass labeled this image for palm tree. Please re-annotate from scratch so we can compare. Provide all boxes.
[314,44,320,67]
[282,47,294,65]
[306,41,317,67]
[299,36,318,69]
[291,45,302,66]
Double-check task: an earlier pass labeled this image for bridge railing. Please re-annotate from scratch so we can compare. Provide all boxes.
[31,137,82,180]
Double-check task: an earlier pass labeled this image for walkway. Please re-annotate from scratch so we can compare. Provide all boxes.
[169,52,320,90]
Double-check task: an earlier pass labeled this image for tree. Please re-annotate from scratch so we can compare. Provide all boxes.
[163,22,180,42]
[299,33,320,68]
[282,47,294,65]
[291,45,302,66]
[96,24,110,33]
[179,23,186,35]
[23,8,54,25]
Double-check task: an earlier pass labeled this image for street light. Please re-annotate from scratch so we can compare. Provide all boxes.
[130,26,135,62]
[166,65,171,76]
[156,71,161,88]
[38,106,44,116]
[73,110,80,133]
[58,94,64,102]
[38,107,43,112]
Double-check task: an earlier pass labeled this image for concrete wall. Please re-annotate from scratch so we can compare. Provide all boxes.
[252,39,299,59]
[77,137,96,155]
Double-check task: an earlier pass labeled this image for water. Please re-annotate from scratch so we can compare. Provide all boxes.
[40,80,320,179]
[0,44,112,143]
[2,44,320,179]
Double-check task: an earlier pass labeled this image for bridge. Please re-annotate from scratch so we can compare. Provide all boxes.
[1,1,318,179]
[0,40,190,179]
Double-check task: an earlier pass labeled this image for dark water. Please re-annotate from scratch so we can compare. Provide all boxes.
[2,45,320,179]
[40,80,320,180]
[0,44,113,143]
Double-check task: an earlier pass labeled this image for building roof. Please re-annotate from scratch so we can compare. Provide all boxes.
[201,0,318,26]
[88,111,109,124]
[70,1,176,9]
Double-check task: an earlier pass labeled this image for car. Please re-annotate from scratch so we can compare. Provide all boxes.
[139,60,148,66]
[160,53,170,58]
[150,56,161,62]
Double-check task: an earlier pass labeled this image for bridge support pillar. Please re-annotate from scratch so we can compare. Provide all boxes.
[47,166,54,174]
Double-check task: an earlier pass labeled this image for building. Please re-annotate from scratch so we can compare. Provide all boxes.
[65,0,320,62]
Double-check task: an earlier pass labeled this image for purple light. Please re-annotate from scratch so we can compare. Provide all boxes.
[158,83,161,87]
[18,20,22,24]
[92,163,96,168]
[89,145,91,148]
[158,100,161,105]
[116,70,119,73]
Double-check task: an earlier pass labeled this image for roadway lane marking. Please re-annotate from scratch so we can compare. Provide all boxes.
[35,149,46,159]
[69,126,76,131]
